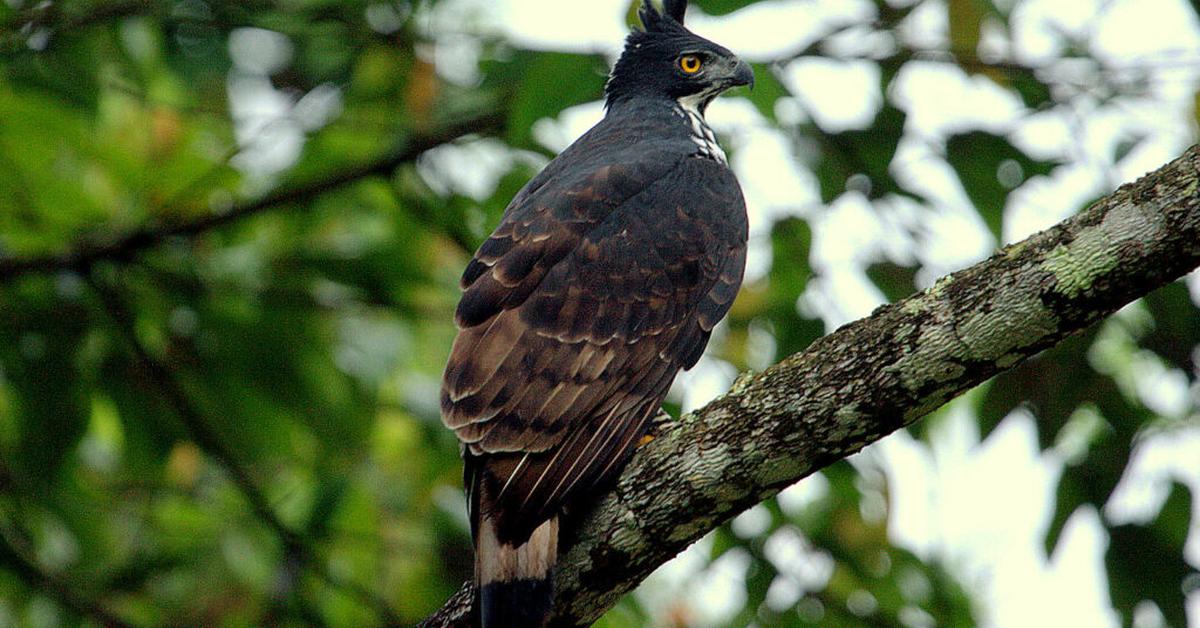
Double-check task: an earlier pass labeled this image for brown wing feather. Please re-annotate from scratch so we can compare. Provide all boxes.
[444,155,746,544]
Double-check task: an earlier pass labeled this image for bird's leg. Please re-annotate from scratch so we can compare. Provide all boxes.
[638,410,676,447]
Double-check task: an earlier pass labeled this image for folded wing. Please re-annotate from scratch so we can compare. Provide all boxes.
[442,154,747,542]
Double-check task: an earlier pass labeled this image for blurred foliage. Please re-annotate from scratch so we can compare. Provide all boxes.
[0,0,1198,626]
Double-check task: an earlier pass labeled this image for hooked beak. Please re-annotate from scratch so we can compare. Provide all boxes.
[729,58,754,90]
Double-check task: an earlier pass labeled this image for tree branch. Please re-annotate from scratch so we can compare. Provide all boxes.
[0,523,131,627]
[85,274,403,626]
[421,146,1200,626]
[0,110,505,283]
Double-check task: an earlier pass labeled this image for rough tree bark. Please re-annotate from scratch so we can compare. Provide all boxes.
[420,145,1200,627]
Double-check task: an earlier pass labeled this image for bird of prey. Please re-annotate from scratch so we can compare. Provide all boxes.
[440,1,751,624]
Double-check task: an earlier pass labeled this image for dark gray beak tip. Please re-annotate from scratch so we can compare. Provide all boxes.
[732,59,755,91]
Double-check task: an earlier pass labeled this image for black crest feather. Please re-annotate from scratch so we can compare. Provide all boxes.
[662,0,687,23]
[640,0,687,31]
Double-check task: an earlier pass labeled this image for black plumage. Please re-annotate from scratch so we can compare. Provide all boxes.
[440,1,751,624]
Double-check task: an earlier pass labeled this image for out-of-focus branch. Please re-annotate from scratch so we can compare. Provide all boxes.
[420,146,1200,626]
[84,274,403,626]
[0,523,131,627]
[87,274,298,542]
[0,111,505,283]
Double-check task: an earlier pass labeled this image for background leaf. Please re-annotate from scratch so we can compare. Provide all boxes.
[945,131,1060,240]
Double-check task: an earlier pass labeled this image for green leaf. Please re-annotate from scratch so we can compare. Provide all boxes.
[1036,352,1149,555]
[745,63,788,122]
[0,284,91,484]
[1153,482,1193,551]
[865,261,918,303]
[1194,88,1200,128]
[812,105,916,203]
[306,473,350,539]
[709,525,739,561]
[945,131,1060,240]
[1140,281,1200,378]
[1008,72,1054,109]
[948,0,987,55]
[1113,134,1145,164]
[504,51,608,150]
[766,217,823,359]
[1044,434,1126,555]
[1105,483,1197,627]
[3,26,107,110]
[975,328,1146,450]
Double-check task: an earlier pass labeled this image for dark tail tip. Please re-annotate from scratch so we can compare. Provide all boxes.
[480,577,553,628]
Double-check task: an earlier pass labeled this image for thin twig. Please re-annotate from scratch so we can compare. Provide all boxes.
[85,273,297,540]
[0,517,132,627]
[83,273,404,626]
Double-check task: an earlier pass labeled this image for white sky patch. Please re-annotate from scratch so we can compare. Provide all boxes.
[897,0,950,51]
[878,405,1118,628]
[812,192,882,267]
[920,202,997,269]
[493,0,628,53]
[225,28,343,182]
[533,100,606,153]
[1106,427,1200,564]
[892,62,1026,137]
[685,0,876,60]
[731,120,819,283]
[1004,163,1103,241]
[732,124,818,216]
[707,98,799,275]
[783,58,883,131]
[672,354,737,413]
[226,75,306,180]
[732,123,818,216]
[804,269,885,330]
[1091,0,1200,62]
[807,193,891,325]
[633,535,747,626]
[229,27,293,75]
[1011,0,1105,61]
[418,139,517,200]
[424,0,495,84]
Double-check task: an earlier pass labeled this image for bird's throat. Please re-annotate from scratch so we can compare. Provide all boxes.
[675,98,727,164]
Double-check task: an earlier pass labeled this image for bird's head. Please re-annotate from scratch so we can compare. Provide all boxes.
[605,0,754,114]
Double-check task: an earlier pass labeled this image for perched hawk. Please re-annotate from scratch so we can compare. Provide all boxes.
[440,1,751,624]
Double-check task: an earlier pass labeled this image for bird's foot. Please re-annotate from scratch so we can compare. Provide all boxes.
[638,410,676,447]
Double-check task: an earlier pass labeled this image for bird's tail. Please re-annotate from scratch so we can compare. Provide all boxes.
[477,514,558,628]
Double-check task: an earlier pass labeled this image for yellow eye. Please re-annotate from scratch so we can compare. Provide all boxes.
[679,54,703,74]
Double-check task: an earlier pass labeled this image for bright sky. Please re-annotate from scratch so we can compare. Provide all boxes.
[226,0,1200,625]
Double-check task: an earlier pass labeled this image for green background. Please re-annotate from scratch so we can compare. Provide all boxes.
[1,0,1198,625]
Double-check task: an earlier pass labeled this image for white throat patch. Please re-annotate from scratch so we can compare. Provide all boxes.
[674,96,727,164]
